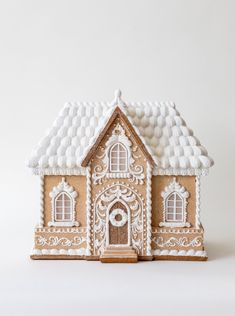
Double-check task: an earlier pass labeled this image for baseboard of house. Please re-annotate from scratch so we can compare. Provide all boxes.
[138,255,153,261]
[30,255,86,260]
[153,255,208,261]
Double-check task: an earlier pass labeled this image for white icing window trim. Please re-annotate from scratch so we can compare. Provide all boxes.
[48,177,79,227]
[160,177,190,228]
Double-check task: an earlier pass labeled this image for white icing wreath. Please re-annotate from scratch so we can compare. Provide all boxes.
[109,208,128,227]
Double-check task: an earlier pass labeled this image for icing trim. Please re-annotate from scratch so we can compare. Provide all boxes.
[32,167,209,177]
[35,235,86,247]
[39,176,44,227]
[195,176,201,229]
[32,168,86,175]
[153,236,203,248]
[159,222,190,228]
[86,165,92,255]
[32,248,86,256]
[153,168,209,176]
[152,227,203,234]
[153,249,207,257]
[35,227,86,233]
[146,162,152,256]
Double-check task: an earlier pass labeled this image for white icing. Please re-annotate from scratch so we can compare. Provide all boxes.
[32,248,86,256]
[39,176,44,227]
[109,208,128,227]
[86,165,92,256]
[195,176,201,229]
[146,162,152,256]
[35,227,86,233]
[153,236,203,248]
[28,90,214,174]
[35,235,86,247]
[152,227,203,234]
[153,249,207,257]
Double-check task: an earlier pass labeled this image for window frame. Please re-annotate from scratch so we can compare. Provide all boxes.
[165,192,184,222]
[109,142,128,173]
[48,177,79,227]
[160,178,190,228]
[54,192,73,222]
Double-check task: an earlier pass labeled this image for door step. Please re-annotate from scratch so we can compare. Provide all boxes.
[100,246,138,263]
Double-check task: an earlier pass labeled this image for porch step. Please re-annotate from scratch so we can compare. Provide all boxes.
[100,246,138,263]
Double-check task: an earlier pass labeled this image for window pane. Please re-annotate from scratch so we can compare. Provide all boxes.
[167,214,174,220]
[64,213,72,220]
[167,201,174,207]
[56,214,63,220]
[176,213,183,221]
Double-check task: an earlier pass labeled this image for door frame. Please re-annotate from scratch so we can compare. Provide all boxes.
[105,199,131,247]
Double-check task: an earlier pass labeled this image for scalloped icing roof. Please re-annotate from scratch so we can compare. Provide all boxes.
[28,91,214,175]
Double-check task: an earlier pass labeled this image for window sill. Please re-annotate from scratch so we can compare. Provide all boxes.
[106,172,130,179]
[159,222,191,228]
[48,221,80,227]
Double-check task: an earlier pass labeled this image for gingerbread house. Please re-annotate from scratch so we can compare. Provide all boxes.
[28,90,214,262]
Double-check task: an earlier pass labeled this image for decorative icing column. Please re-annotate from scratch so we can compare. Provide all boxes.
[195,176,201,229]
[146,162,152,256]
[39,175,44,227]
[86,165,92,256]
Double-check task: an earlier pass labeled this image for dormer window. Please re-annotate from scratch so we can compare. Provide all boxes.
[109,143,128,172]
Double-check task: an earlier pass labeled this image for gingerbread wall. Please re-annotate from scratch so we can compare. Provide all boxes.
[151,175,196,228]
[43,175,87,227]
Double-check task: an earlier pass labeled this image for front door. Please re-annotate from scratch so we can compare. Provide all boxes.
[108,202,129,246]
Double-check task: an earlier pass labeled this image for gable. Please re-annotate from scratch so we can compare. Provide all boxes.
[89,114,150,185]
[81,106,155,167]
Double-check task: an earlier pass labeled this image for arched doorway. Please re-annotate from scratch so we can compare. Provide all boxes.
[108,201,129,246]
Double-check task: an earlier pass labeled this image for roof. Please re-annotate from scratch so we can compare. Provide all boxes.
[28,90,214,176]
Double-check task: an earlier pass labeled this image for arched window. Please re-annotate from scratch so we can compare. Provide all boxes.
[54,192,73,222]
[109,143,128,172]
[166,192,183,222]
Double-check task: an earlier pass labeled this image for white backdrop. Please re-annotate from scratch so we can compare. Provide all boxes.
[0,1,234,315]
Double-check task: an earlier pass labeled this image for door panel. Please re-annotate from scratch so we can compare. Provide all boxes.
[109,202,128,245]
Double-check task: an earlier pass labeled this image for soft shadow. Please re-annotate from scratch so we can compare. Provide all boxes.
[206,241,235,261]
